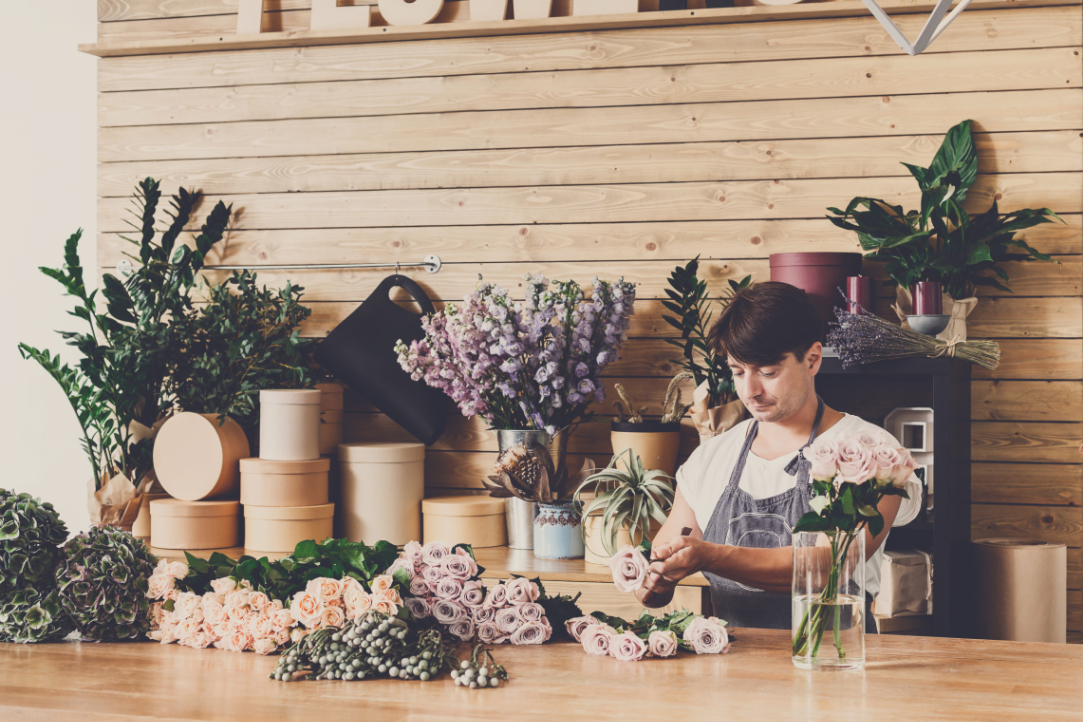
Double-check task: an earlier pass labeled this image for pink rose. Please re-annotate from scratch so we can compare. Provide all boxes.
[225,628,253,653]
[459,579,485,608]
[505,578,540,605]
[290,628,309,643]
[682,617,730,655]
[272,609,295,633]
[806,438,840,483]
[608,546,649,593]
[518,602,545,623]
[374,599,399,616]
[495,606,523,635]
[403,541,424,564]
[510,621,548,645]
[610,631,647,661]
[146,574,174,600]
[433,599,468,625]
[165,561,188,580]
[275,628,291,646]
[539,617,553,641]
[435,577,464,601]
[422,541,450,567]
[565,615,599,642]
[483,584,508,609]
[893,448,918,488]
[406,596,432,619]
[449,619,476,641]
[477,622,506,645]
[648,630,678,658]
[441,551,478,580]
[254,614,277,640]
[172,592,199,621]
[343,586,373,619]
[307,577,344,603]
[386,558,415,582]
[225,589,250,610]
[226,604,249,624]
[184,631,212,649]
[252,637,278,655]
[409,577,431,597]
[247,591,270,612]
[289,591,324,628]
[322,605,346,629]
[375,588,401,605]
[836,436,877,486]
[269,599,284,612]
[202,598,227,626]
[371,575,394,594]
[472,606,496,625]
[148,601,165,629]
[210,578,237,596]
[581,624,615,656]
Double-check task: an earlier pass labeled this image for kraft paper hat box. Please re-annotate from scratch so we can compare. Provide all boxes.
[260,389,322,461]
[245,503,335,553]
[317,382,345,455]
[153,412,251,501]
[240,457,330,507]
[339,442,425,545]
[150,499,242,550]
[874,550,933,617]
[422,496,507,549]
[132,492,171,538]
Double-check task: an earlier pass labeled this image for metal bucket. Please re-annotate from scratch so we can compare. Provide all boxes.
[496,429,568,550]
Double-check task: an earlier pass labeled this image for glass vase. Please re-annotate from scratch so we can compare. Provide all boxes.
[792,530,865,671]
[495,428,568,550]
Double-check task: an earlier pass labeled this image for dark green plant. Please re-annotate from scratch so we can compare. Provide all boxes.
[19,179,232,488]
[55,526,158,641]
[0,589,72,644]
[827,119,1062,300]
[166,270,316,442]
[662,258,752,407]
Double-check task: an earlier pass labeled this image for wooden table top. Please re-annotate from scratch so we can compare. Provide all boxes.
[2,630,1080,721]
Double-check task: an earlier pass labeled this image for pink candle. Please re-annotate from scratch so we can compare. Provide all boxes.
[913,281,943,316]
[846,276,874,315]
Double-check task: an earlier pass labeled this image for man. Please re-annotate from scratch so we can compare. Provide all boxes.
[637,282,922,629]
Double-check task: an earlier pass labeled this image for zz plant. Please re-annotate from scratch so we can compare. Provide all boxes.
[827,119,1061,299]
[573,448,675,557]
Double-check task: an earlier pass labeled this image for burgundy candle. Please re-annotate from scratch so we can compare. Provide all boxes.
[845,276,875,315]
[912,281,943,316]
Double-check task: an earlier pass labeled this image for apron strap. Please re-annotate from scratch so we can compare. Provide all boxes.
[783,396,825,478]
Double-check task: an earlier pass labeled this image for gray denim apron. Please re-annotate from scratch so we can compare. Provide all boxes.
[700,397,824,630]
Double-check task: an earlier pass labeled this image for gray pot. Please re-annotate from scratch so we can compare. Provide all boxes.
[496,429,568,550]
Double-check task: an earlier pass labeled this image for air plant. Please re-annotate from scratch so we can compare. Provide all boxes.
[483,443,591,504]
[613,372,694,425]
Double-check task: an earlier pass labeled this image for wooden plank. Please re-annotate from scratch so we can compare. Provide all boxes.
[971,463,1083,506]
[95,6,1083,91]
[972,339,1083,380]
[98,47,1082,127]
[93,131,1083,197]
[95,173,1083,233]
[970,422,1083,464]
[96,88,1083,162]
[99,0,313,22]
[971,503,1083,546]
[971,380,1083,422]
[1071,548,1082,585]
[1071,589,1082,630]
[82,0,1082,57]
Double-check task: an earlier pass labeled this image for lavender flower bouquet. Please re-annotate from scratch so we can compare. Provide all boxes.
[395,275,636,434]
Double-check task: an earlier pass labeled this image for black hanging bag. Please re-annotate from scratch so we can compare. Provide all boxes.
[314,274,449,445]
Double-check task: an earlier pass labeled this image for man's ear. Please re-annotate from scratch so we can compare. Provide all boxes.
[806,342,823,375]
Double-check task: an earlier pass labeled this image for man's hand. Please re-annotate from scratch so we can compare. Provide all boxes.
[636,536,711,607]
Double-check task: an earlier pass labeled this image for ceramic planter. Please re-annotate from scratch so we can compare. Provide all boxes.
[610,421,681,476]
[533,502,584,560]
[422,495,507,548]
[150,499,241,550]
[769,252,863,335]
[339,442,425,545]
[240,457,330,507]
[260,389,322,461]
[244,503,335,553]
[153,412,251,501]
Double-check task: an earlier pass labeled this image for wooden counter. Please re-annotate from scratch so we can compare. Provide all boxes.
[2,631,1080,721]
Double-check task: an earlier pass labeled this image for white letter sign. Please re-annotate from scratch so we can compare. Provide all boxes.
[236,0,265,34]
[378,0,445,25]
[312,0,372,29]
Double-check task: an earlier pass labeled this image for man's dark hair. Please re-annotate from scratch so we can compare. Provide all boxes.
[707,281,823,367]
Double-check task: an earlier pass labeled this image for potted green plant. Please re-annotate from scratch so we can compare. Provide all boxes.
[19,179,232,528]
[827,119,1062,340]
[610,372,692,477]
[662,259,751,443]
[573,448,674,564]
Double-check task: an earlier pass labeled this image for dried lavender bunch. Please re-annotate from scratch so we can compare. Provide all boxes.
[827,308,1000,370]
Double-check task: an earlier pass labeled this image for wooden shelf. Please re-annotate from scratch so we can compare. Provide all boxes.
[79,0,1075,58]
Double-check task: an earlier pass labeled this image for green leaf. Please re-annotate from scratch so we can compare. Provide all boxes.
[293,539,318,562]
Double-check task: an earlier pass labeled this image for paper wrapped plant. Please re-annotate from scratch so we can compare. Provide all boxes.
[56,526,158,641]
[484,442,593,504]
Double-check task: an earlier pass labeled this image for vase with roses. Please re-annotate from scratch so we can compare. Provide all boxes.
[791,432,916,670]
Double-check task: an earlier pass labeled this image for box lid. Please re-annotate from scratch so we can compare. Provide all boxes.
[150,498,240,518]
[244,502,335,521]
[259,389,322,406]
[422,495,504,517]
[239,457,331,475]
[339,442,425,463]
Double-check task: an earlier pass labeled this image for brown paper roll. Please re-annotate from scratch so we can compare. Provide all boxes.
[973,539,1066,644]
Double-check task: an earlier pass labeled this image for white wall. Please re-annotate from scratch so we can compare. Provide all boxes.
[0,3,99,534]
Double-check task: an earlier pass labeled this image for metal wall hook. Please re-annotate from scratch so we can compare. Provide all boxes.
[117,254,442,277]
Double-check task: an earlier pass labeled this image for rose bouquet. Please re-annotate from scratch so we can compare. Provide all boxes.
[396,275,636,434]
[791,431,915,665]
[607,542,652,593]
[566,609,730,662]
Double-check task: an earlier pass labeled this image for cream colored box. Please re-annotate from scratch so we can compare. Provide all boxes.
[245,503,334,553]
[422,495,506,548]
[260,389,322,461]
[150,499,241,550]
[339,442,425,545]
[240,457,330,507]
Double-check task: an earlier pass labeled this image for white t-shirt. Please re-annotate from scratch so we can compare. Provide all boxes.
[676,414,923,598]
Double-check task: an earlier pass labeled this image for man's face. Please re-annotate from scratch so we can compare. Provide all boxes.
[727,345,820,424]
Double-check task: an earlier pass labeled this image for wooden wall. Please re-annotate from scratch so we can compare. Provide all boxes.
[92,1,1082,639]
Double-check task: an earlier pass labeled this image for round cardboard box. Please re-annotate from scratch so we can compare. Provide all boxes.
[245,503,334,553]
[150,498,241,550]
[240,457,330,507]
[339,442,425,544]
[422,495,506,548]
[153,413,250,501]
[260,389,322,461]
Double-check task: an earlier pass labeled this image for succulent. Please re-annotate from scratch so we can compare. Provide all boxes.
[484,443,591,504]
[56,526,158,641]
[0,490,69,596]
[0,588,73,644]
